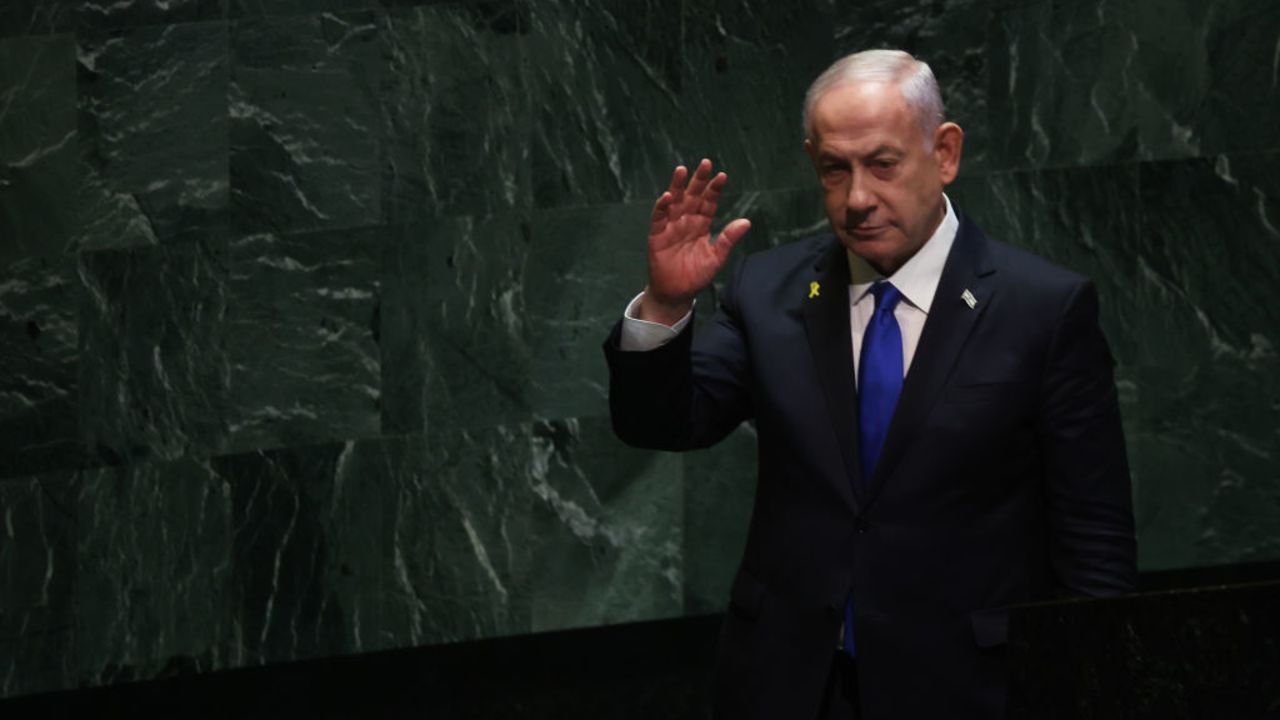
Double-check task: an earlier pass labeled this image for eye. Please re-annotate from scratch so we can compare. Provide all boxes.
[820,164,849,182]
[870,158,899,177]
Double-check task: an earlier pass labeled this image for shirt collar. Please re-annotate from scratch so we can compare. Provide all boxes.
[846,193,958,313]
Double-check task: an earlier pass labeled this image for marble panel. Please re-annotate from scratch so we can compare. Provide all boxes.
[76,0,227,30]
[682,423,756,615]
[0,473,75,699]
[229,12,383,235]
[216,442,380,664]
[526,0,830,209]
[224,226,382,453]
[76,21,229,250]
[229,0,378,17]
[525,200,650,421]
[230,0,524,18]
[371,427,533,648]
[832,0,991,173]
[1135,153,1280,568]
[0,256,82,479]
[380,2,529,222]
[0,34,78,266]
[0,0,224,35]
[75,459,233,687]
[380,215,533,433]
[987,0,1280,170]
[524,0,693,208]
[677,0,837,190]
[0,2,75,38]
[529,417,683,632]
[78,240,231,464]
[216,428,533,663]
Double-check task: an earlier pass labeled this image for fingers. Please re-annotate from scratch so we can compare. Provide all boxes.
[713,218,751,263]
[685,158,713,200]
[649,191,672,235]
[652,158,728,236]
[666,164,688,208]
[699,171,728,218]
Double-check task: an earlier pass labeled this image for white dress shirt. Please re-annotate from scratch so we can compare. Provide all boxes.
[620,195,960,388]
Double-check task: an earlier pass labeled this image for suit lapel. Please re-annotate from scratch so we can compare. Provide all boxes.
[801,238,863,510]
[863,214,997,506]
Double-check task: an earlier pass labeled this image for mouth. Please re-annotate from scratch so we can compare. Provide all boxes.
[845,224,887,239]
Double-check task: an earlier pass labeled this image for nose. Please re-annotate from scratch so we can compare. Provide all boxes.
[845,171,875,215]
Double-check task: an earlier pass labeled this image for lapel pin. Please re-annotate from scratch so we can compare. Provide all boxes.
[809,281,821,299]
[961,289,977,309]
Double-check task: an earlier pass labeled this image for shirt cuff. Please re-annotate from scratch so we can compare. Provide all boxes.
[618,291,694,351]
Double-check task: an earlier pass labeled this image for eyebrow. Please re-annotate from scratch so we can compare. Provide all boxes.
[817,145,906,164]
[866,144,906,159]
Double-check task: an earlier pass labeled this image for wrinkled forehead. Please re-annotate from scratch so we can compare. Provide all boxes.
[809,80,920,146]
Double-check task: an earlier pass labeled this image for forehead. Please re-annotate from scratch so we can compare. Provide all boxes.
[809,81,918,152]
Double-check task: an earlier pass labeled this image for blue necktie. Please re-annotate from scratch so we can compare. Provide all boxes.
[858,282,904,482]
[844,281,904,656]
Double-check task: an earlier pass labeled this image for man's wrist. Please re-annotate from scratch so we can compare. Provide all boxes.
[636,289,693,327]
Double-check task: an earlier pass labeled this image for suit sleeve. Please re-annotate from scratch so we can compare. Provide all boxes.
[603,258,755,451]
[1037,280,1139,597]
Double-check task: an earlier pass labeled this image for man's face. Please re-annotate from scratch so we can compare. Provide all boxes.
[805,81,960,276]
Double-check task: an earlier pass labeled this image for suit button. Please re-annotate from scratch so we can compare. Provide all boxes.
[855,516,868,533]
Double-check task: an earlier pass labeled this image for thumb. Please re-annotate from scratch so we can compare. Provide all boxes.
[713,218,751,264]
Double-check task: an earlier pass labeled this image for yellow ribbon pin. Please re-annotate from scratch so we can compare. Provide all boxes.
[809,281,821,299]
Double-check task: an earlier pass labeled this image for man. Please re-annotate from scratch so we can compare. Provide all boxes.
[603,50,1137,719]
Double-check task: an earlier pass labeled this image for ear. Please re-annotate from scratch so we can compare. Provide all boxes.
[804,137,818,167]
[933,122,964,184]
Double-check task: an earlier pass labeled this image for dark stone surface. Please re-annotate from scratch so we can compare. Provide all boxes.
[1009,579,1280,719]
[987,0,1280,170]
[380,2,530,222]
[380,214,534,433]
[529,417,683,632]
[0,256,82,479]
[525,0,834,209]
[0,473,76,698]
[0,34,78,265]
[77,240,232,465]
[225,226,383,452]
[76,21,229,250]
[74,459,233,687]
[229,12,383,236]
[0,0,224,37]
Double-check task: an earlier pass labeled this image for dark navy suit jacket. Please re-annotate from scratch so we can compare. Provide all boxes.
[604,211,1137,719]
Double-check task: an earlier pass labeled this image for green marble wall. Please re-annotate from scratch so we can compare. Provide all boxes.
[1,0,1277,699]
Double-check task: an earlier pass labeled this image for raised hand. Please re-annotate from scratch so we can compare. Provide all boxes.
[638,158,751,325]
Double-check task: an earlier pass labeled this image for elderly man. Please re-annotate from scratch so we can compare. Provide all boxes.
[603,50,1137,719]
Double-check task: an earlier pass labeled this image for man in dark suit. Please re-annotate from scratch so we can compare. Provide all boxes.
[603,50,1137,719]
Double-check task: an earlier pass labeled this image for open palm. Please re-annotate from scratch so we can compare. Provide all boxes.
[641,158,751,324]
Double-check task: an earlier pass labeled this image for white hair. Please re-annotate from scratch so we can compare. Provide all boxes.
[802,49,944,148]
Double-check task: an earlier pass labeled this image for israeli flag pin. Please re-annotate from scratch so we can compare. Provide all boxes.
[961,289,977,309]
